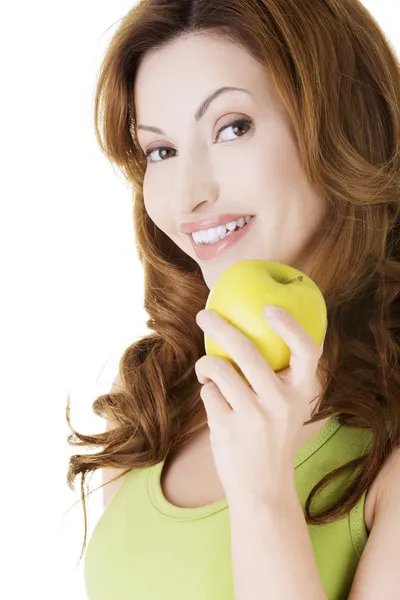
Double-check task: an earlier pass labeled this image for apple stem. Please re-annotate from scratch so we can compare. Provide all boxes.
[286,275,304,284]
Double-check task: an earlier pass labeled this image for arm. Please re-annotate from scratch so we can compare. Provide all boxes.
[228,448,400,600]
[228,481,327,600]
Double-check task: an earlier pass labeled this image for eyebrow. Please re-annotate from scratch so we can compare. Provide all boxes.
[136,86,252,135]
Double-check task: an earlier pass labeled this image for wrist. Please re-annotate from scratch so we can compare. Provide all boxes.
[227,476,298,513]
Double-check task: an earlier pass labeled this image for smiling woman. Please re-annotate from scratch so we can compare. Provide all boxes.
[134,34,331,291]
[65,1,400,599]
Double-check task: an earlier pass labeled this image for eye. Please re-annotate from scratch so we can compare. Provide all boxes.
[217,118,253,143]
[144,117,253,165]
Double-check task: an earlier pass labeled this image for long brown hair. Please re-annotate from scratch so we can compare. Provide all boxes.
[66,0,400,564]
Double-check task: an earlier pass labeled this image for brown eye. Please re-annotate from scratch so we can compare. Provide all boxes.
[215,118,253,143]
[145,117,253,165]
[145,146,176,163]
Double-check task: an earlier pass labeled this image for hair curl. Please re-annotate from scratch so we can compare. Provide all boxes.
[66,0,400,565]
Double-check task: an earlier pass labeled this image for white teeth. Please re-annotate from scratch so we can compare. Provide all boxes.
[225,220,239,231]
[192,215,252,245]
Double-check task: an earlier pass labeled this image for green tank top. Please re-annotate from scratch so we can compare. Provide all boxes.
[84,415,373,600]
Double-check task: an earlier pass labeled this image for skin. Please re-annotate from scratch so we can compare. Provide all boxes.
[134,32,329,293]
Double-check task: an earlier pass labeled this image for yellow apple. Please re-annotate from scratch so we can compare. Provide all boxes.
[204,260,327,382]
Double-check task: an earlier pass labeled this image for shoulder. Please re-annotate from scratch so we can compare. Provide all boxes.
[347,446,400,598]
[374,445,400,508]
[365,444,400,532]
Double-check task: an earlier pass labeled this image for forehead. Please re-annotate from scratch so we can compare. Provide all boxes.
[133,33,268,119]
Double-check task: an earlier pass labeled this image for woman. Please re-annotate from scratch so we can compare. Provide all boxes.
[66,1,400,598]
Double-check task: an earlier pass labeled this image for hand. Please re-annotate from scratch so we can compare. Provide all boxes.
[194,305,327,505]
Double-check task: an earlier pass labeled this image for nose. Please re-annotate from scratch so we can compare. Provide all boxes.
[173,153,219,217]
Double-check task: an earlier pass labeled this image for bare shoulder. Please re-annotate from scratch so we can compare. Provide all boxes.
[346,446,400,598]
[365,444,400,531]
[102,373,127,509]
[373,445,400,507]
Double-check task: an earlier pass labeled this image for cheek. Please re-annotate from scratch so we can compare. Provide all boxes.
[224,147,269,194]
[143,189,177,243]
[253,119,303,186]
[143,178,162,222]
[144,201,163,231]
[233,134,289,194]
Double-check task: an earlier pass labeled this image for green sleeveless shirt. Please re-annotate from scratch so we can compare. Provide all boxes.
[84,415,373,600]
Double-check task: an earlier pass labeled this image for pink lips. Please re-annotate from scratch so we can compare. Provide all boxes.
[188,216,256,260]
[180,213,254,234]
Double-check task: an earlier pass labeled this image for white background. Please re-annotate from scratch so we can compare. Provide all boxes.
[0,2,398,599]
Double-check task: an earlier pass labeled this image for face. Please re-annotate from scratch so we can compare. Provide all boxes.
[134,33,328,290]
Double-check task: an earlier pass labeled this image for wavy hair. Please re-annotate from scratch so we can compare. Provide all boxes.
[66,0,400,564]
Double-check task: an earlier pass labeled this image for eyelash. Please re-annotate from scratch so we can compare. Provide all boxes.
[143,117,253,164]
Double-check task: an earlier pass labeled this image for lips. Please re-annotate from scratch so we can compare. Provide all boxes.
[189,215,256,261]
[180,213,254,235]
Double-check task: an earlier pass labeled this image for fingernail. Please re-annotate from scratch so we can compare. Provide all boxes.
[264,305,285,320]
